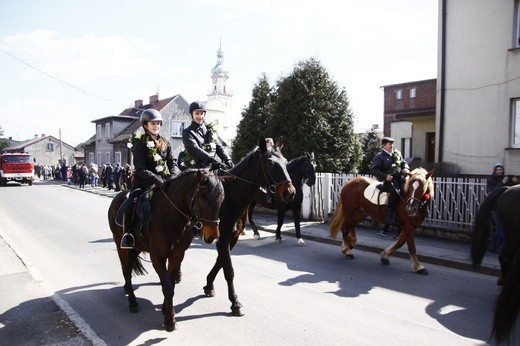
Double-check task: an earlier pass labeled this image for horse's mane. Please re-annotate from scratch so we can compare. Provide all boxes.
[163,168,223,201]
[287,155,306,168]
[404,167,434,195]
[231,146,283,176]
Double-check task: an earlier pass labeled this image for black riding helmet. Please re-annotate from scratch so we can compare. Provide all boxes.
[189,101,206,115]
[140,109,163,125]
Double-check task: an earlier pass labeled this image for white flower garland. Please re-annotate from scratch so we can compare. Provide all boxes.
[127,127,170,178]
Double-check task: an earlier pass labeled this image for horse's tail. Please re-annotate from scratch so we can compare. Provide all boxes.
[329,201,344,239]
[492,249,520,345]
[128,249,147,276]
[471,186,509,267]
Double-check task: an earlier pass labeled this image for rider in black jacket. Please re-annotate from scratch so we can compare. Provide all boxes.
[370,136,410,225]
[119,108,178,249]
[179,101,233,171]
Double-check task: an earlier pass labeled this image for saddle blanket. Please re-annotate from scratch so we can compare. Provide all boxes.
[363,181,389,205]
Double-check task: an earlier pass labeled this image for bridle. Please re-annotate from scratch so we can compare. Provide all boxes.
[159,178,220,231]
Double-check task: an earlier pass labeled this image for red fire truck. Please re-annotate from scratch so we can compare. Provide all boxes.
[0,153,34,186]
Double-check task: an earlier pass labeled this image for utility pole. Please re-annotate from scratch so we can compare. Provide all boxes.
[59,128,64,165]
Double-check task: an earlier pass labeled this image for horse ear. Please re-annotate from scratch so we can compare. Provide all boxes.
[276,136,284,150]
[426,169,434,180]
[258,136,267,152]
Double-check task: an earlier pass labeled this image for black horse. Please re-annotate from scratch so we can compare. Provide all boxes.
[471,184,520,345]
[237,152,316,245]
[108,169,225,331]
[203,138,295,316]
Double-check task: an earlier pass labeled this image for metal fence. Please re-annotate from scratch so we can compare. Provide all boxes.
[306,173,487,232]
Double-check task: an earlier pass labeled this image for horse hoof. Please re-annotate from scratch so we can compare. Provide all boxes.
[129,304,139,313]
[275,238,283,243]
[381,258,390,265]
[254,234,260,240]
[416,268,429,275]
[297,238,306,246]
[345,254,355,259]
[165,322,177,332]
[203,285,215,297]
[231,303,244,316]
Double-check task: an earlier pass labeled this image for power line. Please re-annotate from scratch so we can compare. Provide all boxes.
[0,48,126,106]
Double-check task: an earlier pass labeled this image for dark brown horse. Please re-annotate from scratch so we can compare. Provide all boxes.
[202,138,295,316]
[329,168,434,274]
[471,184,520,345]
[108,169,225,331]
[237,152,316,245]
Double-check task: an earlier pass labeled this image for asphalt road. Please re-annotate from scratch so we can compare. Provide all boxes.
[0,181,515,345]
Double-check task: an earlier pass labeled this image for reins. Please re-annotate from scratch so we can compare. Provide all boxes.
[159,179,220,231]
[218,149,290,194]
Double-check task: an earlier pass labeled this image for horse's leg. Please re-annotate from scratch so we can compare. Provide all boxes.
[292,204,305,246]
[248,202,260,239]
[151,254,176,332]
[275,207,285,243]
[204,255,222,297]
[380,224,428,275]
[117,247,139,313]
[218,240,244,316]
[341,211,364,259]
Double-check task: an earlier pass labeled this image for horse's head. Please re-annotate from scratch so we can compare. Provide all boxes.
[302,152,317,187]
[403,168,434,217]
[258,138,296,203]
[192,170,225,244]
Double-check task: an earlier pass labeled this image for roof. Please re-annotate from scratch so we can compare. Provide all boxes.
[2,135,76,152]
[119,95,178,116]
[109,120,141,144]
[380,78,437,89]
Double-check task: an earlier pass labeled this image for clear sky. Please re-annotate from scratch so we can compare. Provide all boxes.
[0,0,438,147]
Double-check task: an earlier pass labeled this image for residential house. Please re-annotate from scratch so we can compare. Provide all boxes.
[381,79,436,166]
[437,0,520,175]
[2,134,77,166]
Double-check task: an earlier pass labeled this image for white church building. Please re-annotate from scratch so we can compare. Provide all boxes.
[204,44,235,146]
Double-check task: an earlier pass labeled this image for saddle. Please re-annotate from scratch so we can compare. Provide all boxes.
[115,188,154,232]
[363,182,390,205]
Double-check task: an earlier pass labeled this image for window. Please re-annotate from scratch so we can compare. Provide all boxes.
[115,151,121,165]
[89,152,94,165]
[46,142,54,151]
[516,1,520,47]
[512,98,520,147]
[97,153,102,166]
[395,89,402,100]
[105,152,110,164]
[409,88,416,98]
[96,124,101,140]
[105,123,111,139]
[171,121,185,137]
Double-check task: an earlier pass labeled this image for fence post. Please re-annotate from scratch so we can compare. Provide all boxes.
[302,184,311,219]
[322,173,332,222]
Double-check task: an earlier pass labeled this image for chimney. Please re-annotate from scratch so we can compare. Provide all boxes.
[135,99,143,108]
[34,134,38,139]
[41,134,45,138]
[149,95,159,104]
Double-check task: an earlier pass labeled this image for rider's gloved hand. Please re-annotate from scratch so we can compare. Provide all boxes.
[210,162,221,171]
[225,159,234,168]
[154,176,164,187]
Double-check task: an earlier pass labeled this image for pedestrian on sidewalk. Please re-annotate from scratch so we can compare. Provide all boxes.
[487,163,518,252]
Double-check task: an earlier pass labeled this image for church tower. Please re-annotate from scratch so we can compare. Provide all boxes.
[205,42,234,145]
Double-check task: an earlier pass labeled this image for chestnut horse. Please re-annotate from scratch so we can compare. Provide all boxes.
[329,168,433,274]
[108,169,225,331]
[202,138,295,316]
[471,184,520,345]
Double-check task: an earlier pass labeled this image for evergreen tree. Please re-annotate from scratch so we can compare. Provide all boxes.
[270,58,361,173]
[232,73,275,162]
[0,125,10,151]
[358,125,382,174]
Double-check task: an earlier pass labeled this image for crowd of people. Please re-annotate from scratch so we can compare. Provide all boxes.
[34,162,133,192]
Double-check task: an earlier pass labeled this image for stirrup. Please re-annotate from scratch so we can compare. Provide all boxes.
[120,233,135,249]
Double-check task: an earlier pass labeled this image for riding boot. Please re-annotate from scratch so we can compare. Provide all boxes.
[384,207,397,225]
[120,209,135,249]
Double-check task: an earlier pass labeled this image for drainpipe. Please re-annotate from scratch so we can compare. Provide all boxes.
[438,0,447,163]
